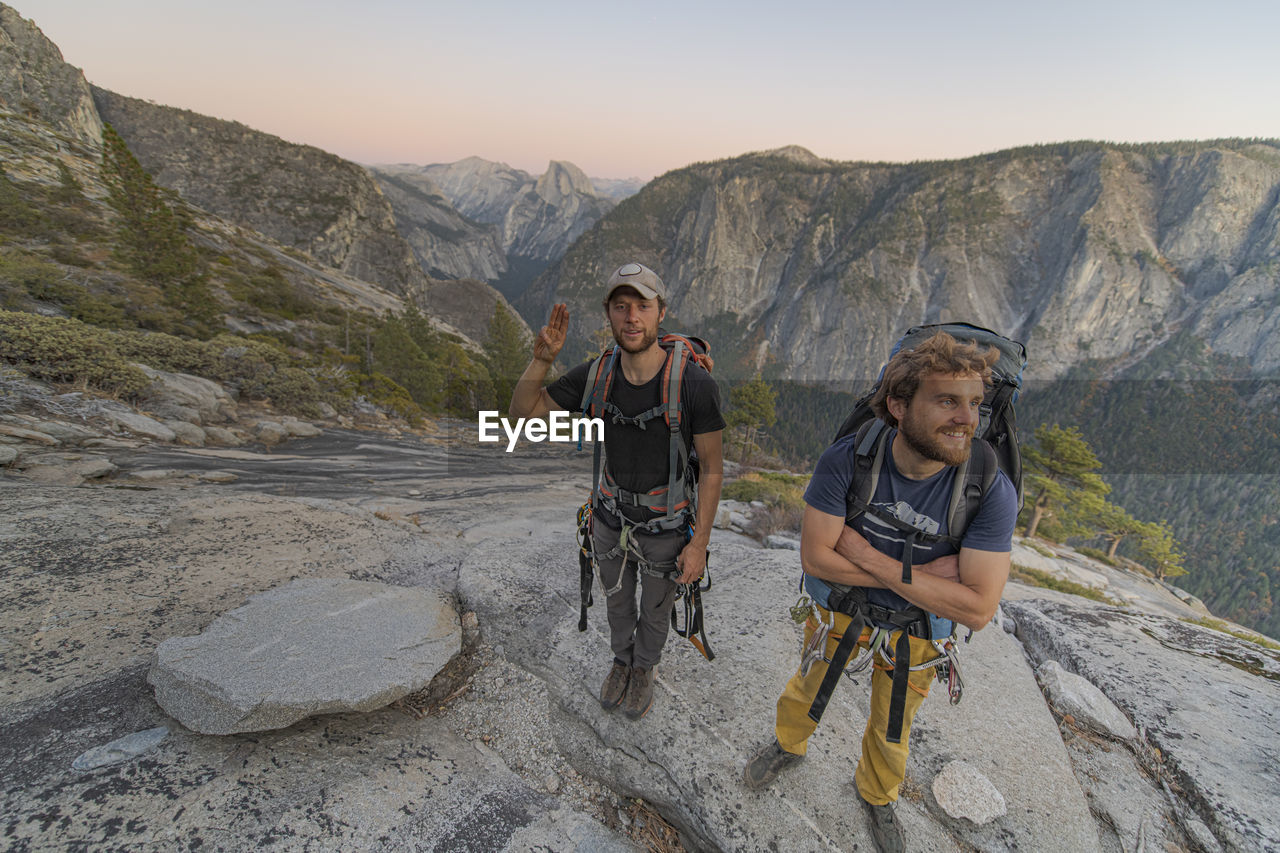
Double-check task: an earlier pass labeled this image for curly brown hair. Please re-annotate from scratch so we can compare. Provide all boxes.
[870,332,999,427]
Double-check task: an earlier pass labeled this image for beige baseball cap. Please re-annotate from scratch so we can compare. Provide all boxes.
[605,262,667,302]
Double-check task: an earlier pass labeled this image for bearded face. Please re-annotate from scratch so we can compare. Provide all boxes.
[891,373,985,468]
[607,290,663,354]
[898,402,974,466]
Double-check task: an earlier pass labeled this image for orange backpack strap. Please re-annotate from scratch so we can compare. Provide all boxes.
[662,340,691,522]
[580,348,620,496]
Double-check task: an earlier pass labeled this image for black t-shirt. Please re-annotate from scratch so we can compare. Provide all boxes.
[547,353,725,496]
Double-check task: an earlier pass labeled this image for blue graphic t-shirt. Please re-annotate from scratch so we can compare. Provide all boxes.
[802,429,1017,638]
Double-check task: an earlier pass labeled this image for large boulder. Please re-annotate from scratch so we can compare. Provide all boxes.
[149,578,461,734]
[102,407,177,442]
[136,365,238,424]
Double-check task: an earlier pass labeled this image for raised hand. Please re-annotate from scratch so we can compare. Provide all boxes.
[534,303,569,365]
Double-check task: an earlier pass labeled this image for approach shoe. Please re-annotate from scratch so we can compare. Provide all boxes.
[623,665,655,719]
[743,739,803,790]
[861,797,905,853]
[600,661,630,710]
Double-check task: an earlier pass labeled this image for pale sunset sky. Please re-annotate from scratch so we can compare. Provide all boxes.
[17,0,1280,180]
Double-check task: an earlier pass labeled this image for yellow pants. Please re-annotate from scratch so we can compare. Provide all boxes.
[774,604,939,805]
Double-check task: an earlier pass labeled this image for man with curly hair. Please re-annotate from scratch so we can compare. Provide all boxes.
[744,331,1018,853]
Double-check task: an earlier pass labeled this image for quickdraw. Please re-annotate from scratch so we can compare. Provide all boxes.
[575,503,594,632]
[672,560,714,661]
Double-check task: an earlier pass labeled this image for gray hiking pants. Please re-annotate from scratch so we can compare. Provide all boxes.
[591,519,684,670]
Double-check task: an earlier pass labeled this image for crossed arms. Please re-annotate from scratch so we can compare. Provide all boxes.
[798,505,1010,632]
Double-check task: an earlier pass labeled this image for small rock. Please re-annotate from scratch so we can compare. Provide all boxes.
[1183,813,1224,853]
[0,423,59,445]
[82,438,141,449]
[750,500,765,508]
[72,726,169,771]
[202,426,243,447]
[198,471,239,483]
[18,454,116,484]
[543,772,561,794]
[22,420,100,444]
[765,534,801,551]
[105,410,177,442]
[317,401,337,418]
[128,468,186,481]
[1037,660,1138,741]
[282,418,321,438]
[0,446,17,465]
[932,760,1007,825]
[408,490,422,496]
[165,421,207,447]
[153,403,203,426]
[254,421,289,446]
[76,457,117,479]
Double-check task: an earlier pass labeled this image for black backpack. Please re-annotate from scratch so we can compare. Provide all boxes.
[833,322,1026,584]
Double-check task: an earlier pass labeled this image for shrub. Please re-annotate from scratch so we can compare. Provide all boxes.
[723,471,808,510]
[0,310,149,396]
[1009,564,1115,603]
[1076,546,1117,566]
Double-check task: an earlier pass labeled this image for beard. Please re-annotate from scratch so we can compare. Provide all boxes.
[612,322,658,354]
[898,408,973,467]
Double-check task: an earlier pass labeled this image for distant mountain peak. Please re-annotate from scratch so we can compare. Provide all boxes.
[757,145,826,166]
[539,160,597,198]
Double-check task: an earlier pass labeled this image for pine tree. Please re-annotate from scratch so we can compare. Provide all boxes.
[726,374,778,461]
[100,124,216,335]
[369,311,442,411]
[484,302,530,415]
[1136,520,1188,582]
[1022,424,1109,538]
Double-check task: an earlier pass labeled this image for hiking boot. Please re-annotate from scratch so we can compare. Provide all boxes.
[623,665,655,719]
[743,739,803,790]
[861,797,905,853]
[600,662,630,710]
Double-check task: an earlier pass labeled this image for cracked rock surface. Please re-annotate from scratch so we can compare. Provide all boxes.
[3,422,1274,851]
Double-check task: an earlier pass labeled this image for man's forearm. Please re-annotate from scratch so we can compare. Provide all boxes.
[800,539,886,588]
[509,358,552,418]
[690,469,722,548]
[837,529,1001,630]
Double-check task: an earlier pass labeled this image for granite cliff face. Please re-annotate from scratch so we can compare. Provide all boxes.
[91,87,428,298]
[521,143,1280,383]
[0,5,101,147]
[417,157,616,262]
[367,166,507,281]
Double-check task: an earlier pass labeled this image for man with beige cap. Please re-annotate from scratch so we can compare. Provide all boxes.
[510,262,724,719]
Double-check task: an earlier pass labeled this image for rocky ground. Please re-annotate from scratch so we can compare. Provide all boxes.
[3,371,1278,852]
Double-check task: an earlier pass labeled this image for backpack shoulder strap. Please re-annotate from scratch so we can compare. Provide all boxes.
[663,340,692,521]
[582,348,620,496]
[580,348,617,417]
[946,439,997,541]
[845,419,890,522]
